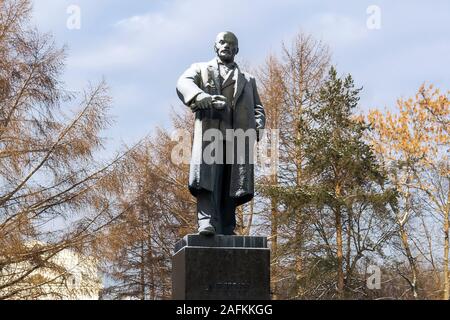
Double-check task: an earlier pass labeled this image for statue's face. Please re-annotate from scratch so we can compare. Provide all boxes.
[214,32,239,63]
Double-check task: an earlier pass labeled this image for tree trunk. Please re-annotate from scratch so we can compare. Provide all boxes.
[294,219,304,298]
[335,206,345,298]
[294,131,305,298]
[270,195,278,299]
[244,198,254,235]
[148,238,156,300]
[334,182,345,298]
[399,224,419,299]
[140,239,146,300]
[443,182,450,300]
[237,206,244,235]
[345,209,352,285]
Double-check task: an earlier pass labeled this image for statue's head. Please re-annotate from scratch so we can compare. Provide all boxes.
[214,31,239,63]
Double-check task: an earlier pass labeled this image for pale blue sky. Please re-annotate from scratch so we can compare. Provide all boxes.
[32,0,450,150]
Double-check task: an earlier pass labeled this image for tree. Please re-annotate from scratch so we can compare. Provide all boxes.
[0,0,133,299]
[273,67,396,298]
[256,33,330,299]
[368,84,449,299]
[97,108,196,299]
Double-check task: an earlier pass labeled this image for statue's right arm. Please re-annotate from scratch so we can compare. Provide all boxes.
[176,63,204,108]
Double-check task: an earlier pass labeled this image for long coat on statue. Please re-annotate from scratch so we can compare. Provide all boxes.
[176,58,266,206]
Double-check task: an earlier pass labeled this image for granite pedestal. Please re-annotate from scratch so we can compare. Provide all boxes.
[172,234,270,300]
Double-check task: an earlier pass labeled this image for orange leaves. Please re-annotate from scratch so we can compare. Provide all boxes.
[367,83,449,167]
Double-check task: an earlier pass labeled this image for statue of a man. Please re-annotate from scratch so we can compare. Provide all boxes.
[176,31,265,236]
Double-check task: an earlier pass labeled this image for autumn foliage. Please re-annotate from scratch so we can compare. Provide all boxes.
[0,0,449,300]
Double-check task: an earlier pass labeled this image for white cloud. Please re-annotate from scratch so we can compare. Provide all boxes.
[32,0,106,34]
[115,12,166,30]
[66,0,302,72]
[30,0,449,148]
[68,6,196,69]
[304,13,369,47]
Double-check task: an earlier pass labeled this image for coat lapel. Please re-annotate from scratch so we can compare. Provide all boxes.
[207,58,221,95]
[233,67,245,106]
[206,58,245,104]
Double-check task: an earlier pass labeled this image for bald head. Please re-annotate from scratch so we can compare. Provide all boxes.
[215,31,238,45]
[214,31,239,63]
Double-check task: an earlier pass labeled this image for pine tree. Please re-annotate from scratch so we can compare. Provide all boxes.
[277,67,397,298]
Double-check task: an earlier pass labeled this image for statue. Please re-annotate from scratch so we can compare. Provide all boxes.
[176,31,266,236]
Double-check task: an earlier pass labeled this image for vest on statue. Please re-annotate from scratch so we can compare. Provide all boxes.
[218,70,235,140]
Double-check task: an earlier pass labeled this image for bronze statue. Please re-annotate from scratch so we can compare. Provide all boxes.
[176,31,265,236]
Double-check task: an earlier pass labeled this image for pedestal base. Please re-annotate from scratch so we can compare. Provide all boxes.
[172,234,270,300]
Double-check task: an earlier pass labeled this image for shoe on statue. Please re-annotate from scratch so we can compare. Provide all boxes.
[198,225,215,236]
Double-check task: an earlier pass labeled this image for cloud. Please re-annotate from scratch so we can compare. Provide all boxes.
[66,0,312,72]
[31,0,106,34]
[30,0,449,148]
[68,6,197,70]
[304,12,369,47]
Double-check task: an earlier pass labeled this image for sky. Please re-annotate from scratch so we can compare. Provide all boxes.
[31,0,450,151]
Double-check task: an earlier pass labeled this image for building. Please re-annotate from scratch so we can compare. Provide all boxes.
[0,244,102,300]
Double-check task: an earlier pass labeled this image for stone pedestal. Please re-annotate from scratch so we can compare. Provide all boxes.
[172,234,270,300]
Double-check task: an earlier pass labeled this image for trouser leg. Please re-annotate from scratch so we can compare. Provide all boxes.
[219,139,236,235]
[196,149,223,232]
[196,140,236,235]
[196,166,235,234]
[196,190,218,231]
[219,163,236,235]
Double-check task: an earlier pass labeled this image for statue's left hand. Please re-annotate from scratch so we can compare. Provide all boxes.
[211,95,227,110]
